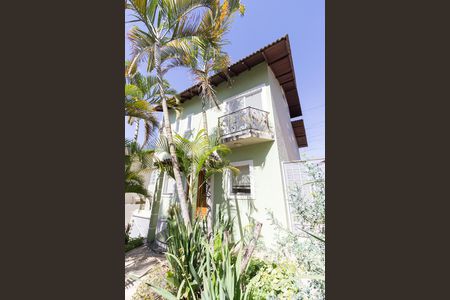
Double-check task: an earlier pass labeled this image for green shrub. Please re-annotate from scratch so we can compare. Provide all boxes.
[149,204,255,300]
[200,239,247,300]
[267,161,325,299]
[163,205,207,299]
[247,261,301,300]
[240,257,267,286]
[125,236,144,252]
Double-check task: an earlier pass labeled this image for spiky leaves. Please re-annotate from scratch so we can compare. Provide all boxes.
[125,79,159,147]
[125,139,154,198]
[154,129,237,205]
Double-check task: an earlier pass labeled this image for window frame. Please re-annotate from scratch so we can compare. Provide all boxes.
[162,173,175,195]
[183,114,194,137]
[226,160,255,200]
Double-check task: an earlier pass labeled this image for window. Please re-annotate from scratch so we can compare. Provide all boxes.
[183,114,193,137]
[186,114,192,130]
[221,88,263,114]
[163,173,175,195]
[227,160,254,199]
[244,90,263,110]
[147,170,160,195]
[224,96,244,114]
[175,119,180,133]
[232,165,251,194]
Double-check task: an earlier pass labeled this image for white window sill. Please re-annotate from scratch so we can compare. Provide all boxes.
[227,194,254,200]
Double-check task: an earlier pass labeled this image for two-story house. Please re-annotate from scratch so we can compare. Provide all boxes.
[149,35,308,246]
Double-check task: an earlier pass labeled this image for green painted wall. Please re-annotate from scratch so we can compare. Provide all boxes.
[165,62,292,246]
[169,63,269,132]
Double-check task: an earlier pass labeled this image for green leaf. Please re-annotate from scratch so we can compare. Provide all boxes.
[148,284,178,300]
[176,279,186,299]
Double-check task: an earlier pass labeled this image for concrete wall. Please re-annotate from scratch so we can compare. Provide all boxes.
[125,204,141,227]
[125,168,153,227]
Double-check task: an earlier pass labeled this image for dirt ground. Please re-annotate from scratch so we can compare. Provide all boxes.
[125,244,166,300]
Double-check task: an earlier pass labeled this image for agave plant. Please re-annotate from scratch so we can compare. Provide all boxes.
[149,204,252,300]
[159,205,207,299]
[200,238,250,300]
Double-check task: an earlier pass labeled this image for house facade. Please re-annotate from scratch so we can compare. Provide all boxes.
[149,36,308,246]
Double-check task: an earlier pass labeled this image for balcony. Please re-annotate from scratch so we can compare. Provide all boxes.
[218,107,274,148]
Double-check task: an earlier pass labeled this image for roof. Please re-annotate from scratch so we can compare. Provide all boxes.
[178,35,303,118]
[291,119,308,148]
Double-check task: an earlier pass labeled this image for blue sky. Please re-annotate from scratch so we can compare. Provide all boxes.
[125,0,324,159]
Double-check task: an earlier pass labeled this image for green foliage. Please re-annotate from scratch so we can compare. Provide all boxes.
[240,258,267,287]
[125,139,154,198]
[125,71,160,147]
[155,129,236,178]
[200,238,247,300]
[125,221,144,252]
[154,129,237,210]
[125,236,144,252]
[149,205,255,300]
[171,0,246,112]
[268,161,326,299]
[247,261,301,300]
[163,205,207,299]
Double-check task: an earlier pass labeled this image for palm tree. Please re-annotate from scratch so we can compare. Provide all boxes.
[167,0,244,233]
[125,69,179,147]
[169,0,244,135]
[154,129,237,227]
[125,139,154,198]
[125,80,159,148]
[125,0,218,229]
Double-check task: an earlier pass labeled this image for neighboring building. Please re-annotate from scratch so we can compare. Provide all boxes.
[149,35,309,246]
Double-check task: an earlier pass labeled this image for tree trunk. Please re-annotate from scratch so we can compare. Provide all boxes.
[201,109,209,137]
[201,108,214,236]
[189,171,200,222]
[133,119,140,143]
[155,43,191,230]
[205,177,213,236]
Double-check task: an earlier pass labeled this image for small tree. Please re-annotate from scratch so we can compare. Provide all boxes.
[154,129,238,223]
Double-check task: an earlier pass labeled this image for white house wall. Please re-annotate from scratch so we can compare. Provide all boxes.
[267,67,301,162]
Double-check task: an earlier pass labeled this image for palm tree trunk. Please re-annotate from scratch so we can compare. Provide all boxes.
[133,120,140,143]
[202,108,214,236]
[188,171,199,221]
[202,110,209,137]
[155,42,192,230]
[205,177,213,235]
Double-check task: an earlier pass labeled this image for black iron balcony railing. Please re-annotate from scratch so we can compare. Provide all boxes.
[218,106,272,138]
